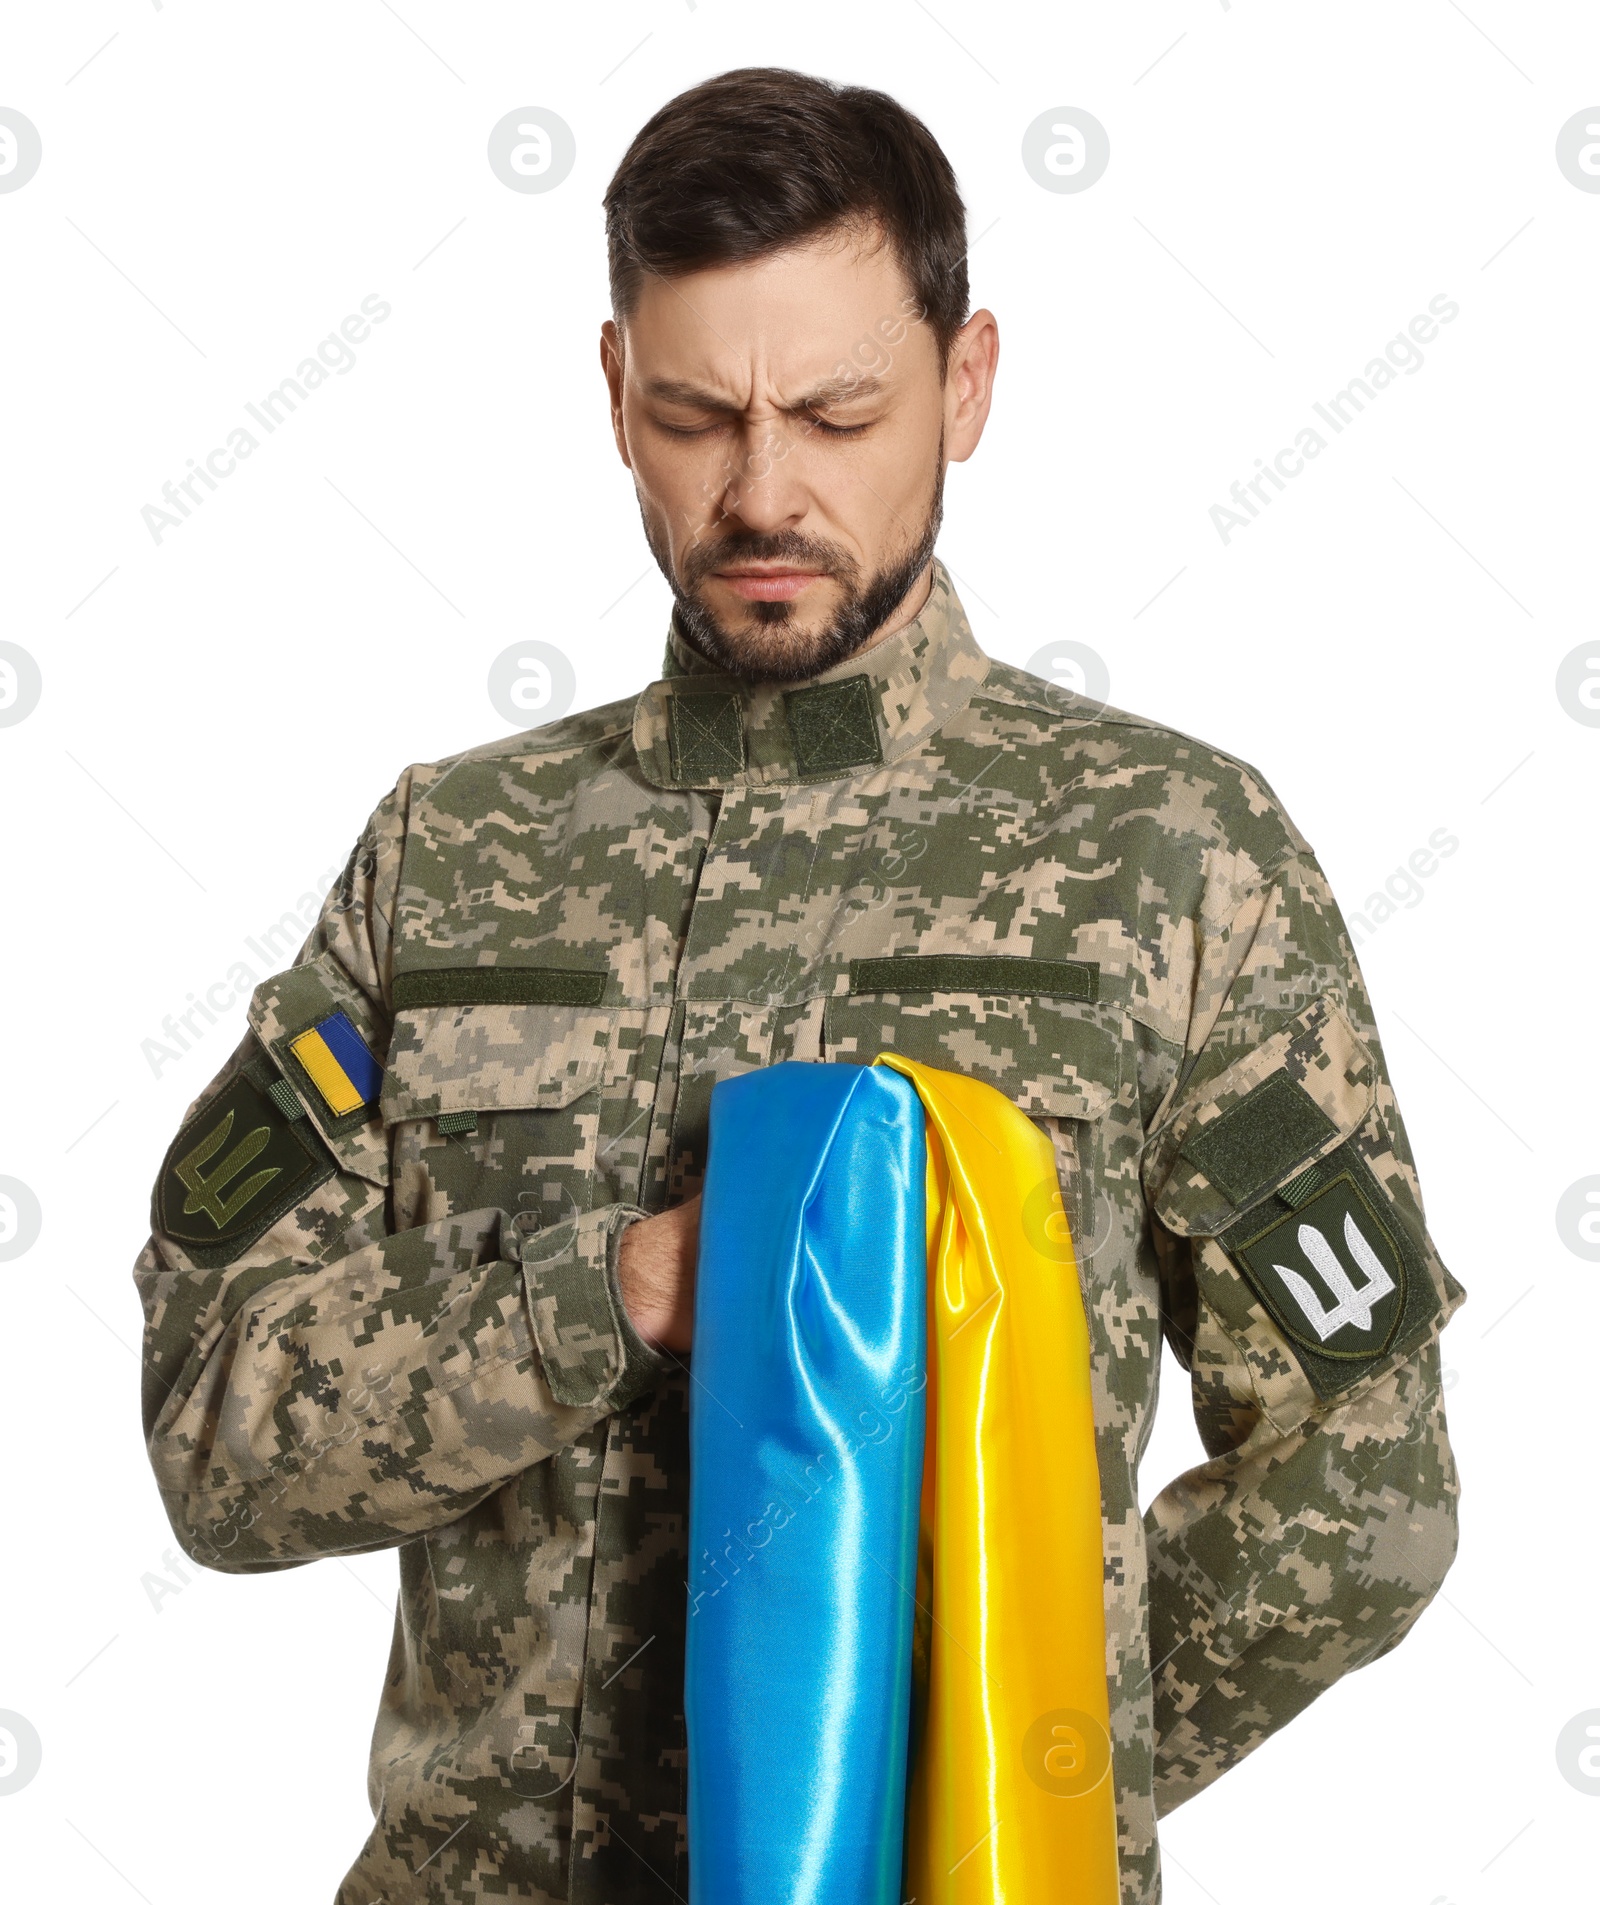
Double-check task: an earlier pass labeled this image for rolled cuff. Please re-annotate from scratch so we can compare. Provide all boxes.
[519,1204,674,1412]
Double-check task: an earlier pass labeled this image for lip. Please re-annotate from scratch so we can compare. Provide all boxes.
[714,567,828,602]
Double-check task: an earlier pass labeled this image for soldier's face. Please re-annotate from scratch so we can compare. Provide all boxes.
[601,223,995,682]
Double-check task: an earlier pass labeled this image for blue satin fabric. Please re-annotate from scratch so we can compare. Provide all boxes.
[687,1062,928,1905]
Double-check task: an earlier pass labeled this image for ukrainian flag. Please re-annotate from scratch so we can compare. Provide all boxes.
[688,1057,1120,1904]
[288,1010,383,1119]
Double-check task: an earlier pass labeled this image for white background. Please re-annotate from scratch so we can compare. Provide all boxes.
[2,4,1596,1902]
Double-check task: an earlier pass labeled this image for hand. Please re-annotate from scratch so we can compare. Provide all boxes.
[616,1195,700,1354]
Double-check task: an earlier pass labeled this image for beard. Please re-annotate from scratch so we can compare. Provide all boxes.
[639,450,946,686]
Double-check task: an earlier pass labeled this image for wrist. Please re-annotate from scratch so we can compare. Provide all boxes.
[615,1198,699,1354]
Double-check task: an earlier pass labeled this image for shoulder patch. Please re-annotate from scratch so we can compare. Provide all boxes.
[283,1009,384,1123]
[1180,1071,1338,1207]
[155,1054,337,1266]
[1217,1140,1441,1400]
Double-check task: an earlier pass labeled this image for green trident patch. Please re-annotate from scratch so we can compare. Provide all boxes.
[174,1108,280,1231]
[155,1056,336,1265]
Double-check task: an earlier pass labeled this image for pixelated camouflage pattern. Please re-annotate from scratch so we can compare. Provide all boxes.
[135,558,1462,1903]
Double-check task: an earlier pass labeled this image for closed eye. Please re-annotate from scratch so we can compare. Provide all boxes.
[651,412,873,440]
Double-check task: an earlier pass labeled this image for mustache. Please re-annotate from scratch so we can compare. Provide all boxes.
[681,531,856,589]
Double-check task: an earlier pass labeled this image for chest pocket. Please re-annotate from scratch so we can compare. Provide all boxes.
[822,975,1120,1260]
[381,1001,619,1232]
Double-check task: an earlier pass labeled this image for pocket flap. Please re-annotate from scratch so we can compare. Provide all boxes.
[824,992,1116,1123]
[381,1004,615,1122]
[1148,995,1376,1238]
[249,953,388,1183]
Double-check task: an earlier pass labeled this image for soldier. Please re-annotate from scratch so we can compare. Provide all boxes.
[136,66,1463,1905]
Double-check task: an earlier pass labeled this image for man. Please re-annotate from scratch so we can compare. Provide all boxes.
[136,67,1463,1905]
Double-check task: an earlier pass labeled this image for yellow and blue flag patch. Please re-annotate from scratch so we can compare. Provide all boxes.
[287,1011,383,1119]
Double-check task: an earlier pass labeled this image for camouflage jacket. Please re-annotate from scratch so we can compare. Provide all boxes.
[136,558,1463,1904]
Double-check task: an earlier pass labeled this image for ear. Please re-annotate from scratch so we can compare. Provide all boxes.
[600,319,632,468]
[944,310,999,465]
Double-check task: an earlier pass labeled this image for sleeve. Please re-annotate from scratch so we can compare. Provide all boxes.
[1138,847,1465,1813]
[134,775,671,1575]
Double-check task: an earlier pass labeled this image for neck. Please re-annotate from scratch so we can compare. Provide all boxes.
[857,560,935,659]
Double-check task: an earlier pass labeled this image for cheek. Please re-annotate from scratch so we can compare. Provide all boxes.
[821,414,942,523]
[628,431,727,526]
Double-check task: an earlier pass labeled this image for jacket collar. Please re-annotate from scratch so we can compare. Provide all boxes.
[631,558,989,789]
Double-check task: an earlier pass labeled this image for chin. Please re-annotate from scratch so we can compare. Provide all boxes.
[692,595,831,674]
[724,628,839,683]
[715,584,832,624]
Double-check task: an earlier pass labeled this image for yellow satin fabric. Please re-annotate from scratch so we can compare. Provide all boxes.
[876,1055,1120,1904]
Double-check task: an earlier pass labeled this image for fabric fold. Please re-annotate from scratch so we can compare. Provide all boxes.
[879,1053,1120,1905]
[689,1055,1119,1904]
[687,1061,928,1905]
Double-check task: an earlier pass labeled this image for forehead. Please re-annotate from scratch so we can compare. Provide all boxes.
[622,223,930,395]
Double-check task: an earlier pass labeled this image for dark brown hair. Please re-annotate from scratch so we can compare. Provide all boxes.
[604,67,969,366]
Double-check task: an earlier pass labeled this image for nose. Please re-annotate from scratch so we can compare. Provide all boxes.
[716,419,809,535]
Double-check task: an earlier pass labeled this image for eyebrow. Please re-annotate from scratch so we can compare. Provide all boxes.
[641,371,889,413]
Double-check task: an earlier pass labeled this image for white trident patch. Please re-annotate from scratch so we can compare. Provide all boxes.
[1272,1212,1397,1342]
